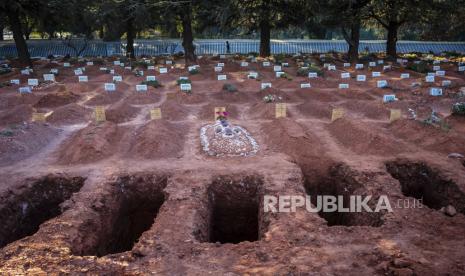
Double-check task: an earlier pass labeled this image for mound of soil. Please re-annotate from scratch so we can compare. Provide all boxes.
[34,91,80,108]
[341,100,389,120]
[327,118,404,155]
[56,122,121,164]
[159,101,188,121]
[297,101,332,119]
[211,90,253,103]
[198,104,239,121]
[246,102,290,120]
[174,92,206,105]
[85,92,124,106]
[106,102,140,124]
[46,104,92,125]
[0,123,60,166]
[0,94,41,110]
[388,119,465,154]
[127,120,186,159]
[126,91,161,105]
[254,87,293,102]
[0,104,33,126]
[294,89,340,102]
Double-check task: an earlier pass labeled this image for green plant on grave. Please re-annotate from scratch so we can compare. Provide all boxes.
[263,94,279,103]
[223,83,237,92]
[280,72,293,81]
[406,61,429,74]
[0,67,12,75]
[176,79,191,86]
[92,58,105,65]
[132,60,149,69]
[452,102,465,116]
[297,65,323,77]
[0,129,14,137]
[188,68,199,75]
[142,80,162,88]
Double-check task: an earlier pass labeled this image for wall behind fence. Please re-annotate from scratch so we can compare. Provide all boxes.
[1,39,464,58]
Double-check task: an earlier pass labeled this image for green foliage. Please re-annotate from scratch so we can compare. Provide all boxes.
[0,129,14,137]
[280,72,293,81]
[297,65,323,77]
[452,102,465,116]
[92,58,105,65]
[222,83,237,92]
[406,61,429,73]
[133,60,149,69]
[188,68,199,75]
[176,79,191,85]
[0,67,12,75]
[142,80,162,88]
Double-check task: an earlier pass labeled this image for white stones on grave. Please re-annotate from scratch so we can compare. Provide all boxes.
[383,94,397,103]
[180,83,192,91]
[21,68,32,75]
[323,63,330,69]
[339,83,349,89]
[377,80,388,88]
[372,72,381,77]
[112,75,122,82]
[430,87,443,96]
[241,61,249,67]
[425,75,435,82]
[214,66,223,72]
[308,72,318,78]
[282,62,289,67]
[356,75,366,82]
[433,65,441,71]
[442,80,451,87]
[300,83,311,88]
[10,79,20,85]
[343,63,351,67]
[355,64,364,69]
[341,72,350,79]
[146,76,156,81]
[248,72,258,79]
[400,73,410,79]
[261,82,272,90]
[104,83,116,92]
[136,84,148,92]
[63,62,71,67]
[435,70,445,76]
[28,78,39,86]
[273,65,282,72]
[43,74,55,81]
[86,61,94,66]
[217,74,227,81]
[262,61,271,67]
[383,65,391,71]
[188,65,198,72]
[369,62,376,67]
[74,69,83,76]
[50,68,59,74]
[159,67,168,74]
[328,65,336,71]
[79,76,88,82]
[19,86,32,93]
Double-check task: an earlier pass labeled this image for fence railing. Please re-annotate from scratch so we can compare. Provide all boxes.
[1,39,464,58]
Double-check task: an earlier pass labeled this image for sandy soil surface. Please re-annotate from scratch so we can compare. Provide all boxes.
[0,55,465,275]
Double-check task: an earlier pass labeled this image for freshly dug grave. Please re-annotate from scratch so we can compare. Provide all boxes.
[127,120,186,159]
[106,102,140,124]
[158,101,189,121]
[210,90,254,103]
[0,123,60,166]
[0,94,41,110]
[72,174,167,257]
[84,92,124,106]
[33,91,80,108]
[46,103,92,125]
[0,175,85,248]
[340,100,390,120]
[296,101,332,119]
[386,160,465,214]
[126,91,161,105]
[173,92,206,105]
[56,122,122,164]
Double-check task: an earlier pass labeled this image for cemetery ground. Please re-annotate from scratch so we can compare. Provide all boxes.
[0,53,465,275]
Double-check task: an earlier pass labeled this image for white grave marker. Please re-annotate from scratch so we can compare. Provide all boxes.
[261,82,272,90]
[104,83,116,91]
[113,76,122,82]
[180,83,192,91]
[355,64,364,69]
[377,80,388,88]
[356,75,366,82]
[217,74,227,81]
[146,76,156,81]
[273,65,282,72]
[159,67,168,74]
[308,72,318,78]
[372,72,381,77]
[339,83,349,89]
[300,83,311,88]
[28,79,38,86]
[426,75,435,82]
[341,72,350,79]
[383,94,397,103]
[79,76,88,82]
[430,88,443,96]
[400,73,410,79]
[136,84,148,92]
[19,86,32,93]
[43,74,55,81]
[10,79,20,85]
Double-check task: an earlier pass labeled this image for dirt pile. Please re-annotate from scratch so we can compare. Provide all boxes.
[0,105,33,126]
[106,102,140,124]
[34,91,80,108]
[46,104,92,125]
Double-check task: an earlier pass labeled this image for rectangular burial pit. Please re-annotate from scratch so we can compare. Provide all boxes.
[0,175,85,248]
[303,164,384,227]
[202,175,265,244]
[386,161,465,214]
[76,174,168,257]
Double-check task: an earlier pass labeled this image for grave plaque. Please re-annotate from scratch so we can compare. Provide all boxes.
[261,82,272,90]
[136,84,148,92]
[28,79,39,86]
[390,109,402,123]
[300,83,311,88]
[32,113,46,122]
[339,83,349,89]
[150,108,162,120]
[356,75,366,82]
[19,87,32,93]
[113,76,122,82]
[341,72,350,79]
[94,106,106,122]
[159,67,168,74]
[275,103,287,118]
[146,76,156,81]
[331,108,345,122]
[180,83,192,91]
[78,76,88,82]
[372,72,381,77]
[43,74,55,81]
[217,74,227,80]
[104,83,116,91]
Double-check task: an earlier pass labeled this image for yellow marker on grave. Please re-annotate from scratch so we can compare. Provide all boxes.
[390,109,402,123]
[94,106,106,122]
[150,108,162,120]
[331,108,345,122]
[32,113,46,122]
[214,107,226,120]
[275,103,287,118]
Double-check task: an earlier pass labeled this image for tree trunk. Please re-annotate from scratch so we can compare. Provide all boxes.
[0,21,4,41]
[126,17,135,58]
[8,9,31,66]
[181,5,196,64]
[386,21,398,59]
[347,20,360,63]
[259,19,271,57]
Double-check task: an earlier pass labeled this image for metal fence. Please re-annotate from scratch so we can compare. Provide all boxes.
[1,39,464,58]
